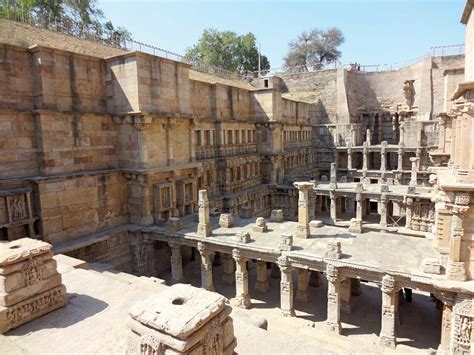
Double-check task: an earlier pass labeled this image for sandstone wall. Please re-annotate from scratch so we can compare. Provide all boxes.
[37,172,128,245]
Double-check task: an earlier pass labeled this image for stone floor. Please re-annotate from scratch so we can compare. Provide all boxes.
[172,215,438,276]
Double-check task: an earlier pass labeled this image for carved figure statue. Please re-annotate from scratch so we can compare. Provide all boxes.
[403,80,415,108]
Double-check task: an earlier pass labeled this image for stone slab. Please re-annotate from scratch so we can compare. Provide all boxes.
[0,239,52,268]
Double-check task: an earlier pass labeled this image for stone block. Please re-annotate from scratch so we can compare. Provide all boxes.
[348,218,363,233]
[219,213,234,228]
[270,209,284,222]
[127,284,236,355]
[252,217,268,233]
[167,217,182,231]
[422,258,443,275]
[0,238,67,334]
[235,231,251,244]
[279,233,293,251]
[324,240,341,259]
[380,184,389,192]
[309,220,323,228]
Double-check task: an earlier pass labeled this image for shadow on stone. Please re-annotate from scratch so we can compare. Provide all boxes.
[7,293,109,336]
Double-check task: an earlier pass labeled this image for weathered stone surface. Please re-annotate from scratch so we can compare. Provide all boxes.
[252,217,268,233]
[219,213,234,228]
[270,209,284,222]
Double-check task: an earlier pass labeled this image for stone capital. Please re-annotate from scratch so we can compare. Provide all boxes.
[381,274,396,294]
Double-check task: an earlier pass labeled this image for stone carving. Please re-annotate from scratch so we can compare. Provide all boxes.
[0,238,67,334]
[279,233,293,251]
[235,231,251,243]
[252,217,268,233]
[455,192,471,206]
[348,218,362,233]
[7,195,27,222]
[127,284,236,354]
[403,80,415,108]
[324,240,342,259]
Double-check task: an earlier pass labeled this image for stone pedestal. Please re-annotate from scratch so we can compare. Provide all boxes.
[278,256,295,317]
[279,233,293,251]
[0,238,67,334]
[127,284,236,355]
[219,214,234,228]
[167,217,182,231]
[296,269,310,304]
[270,209,284,222]
[252,217,268,233]
[255,261,270,293]
[232,249,250,308]
[349,218,362,233]
[325,240,342,259]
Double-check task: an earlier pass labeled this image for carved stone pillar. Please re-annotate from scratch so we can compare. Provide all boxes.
[380,194,388,230]
[222,253,235,284]
[450,294,473,355]
[380,274,397,348]
[405,198,413,229]
[362,142,368,171]
[347,148,353,170]
[356,193,363,220]
[296,269,310,304]
[197,190,212,237]
[380,142,387,171]
[232,249,250,308]
[278,256,295,317]
[293,182,314,238]
[409,157,419,187]
[131,234,148,276]
[309,270,321,287]
[446,197,469,281]
[397,146,404,171]
[308,189,316,221]
[169,242,184,284]
[330,162,337,189]
[197,242,214,291]
[255,260,270,293]
[438,293,454,354]
[326,264,341,333]
[330,190,337,224]
[340,278,352,314]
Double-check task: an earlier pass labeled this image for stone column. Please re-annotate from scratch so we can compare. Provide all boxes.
[380,274,397,348]
[197,242,214,291]
[409,157,419,187]
[438,295,454,354]
[222,253,235,284]
[326,264,341,333]
[293,182,314,238]
[446,199,469,281]
[405,198,413,229]
[362,142,368,171]
[296,269,310,303]
[397,146,404,171]
[356,193,363,220]
[308,189,316,221]
[399,122,405,146]
[330,162,337,189]
[255,260,270,293]
[340,278,352,314]
[278,256,295,317]
[381,141,387,171]
[347,148,353,170]
[131,234,148,276]
[309,271,321,287]
[169,242,184,284]
[232,249,251,308]
[380,194,388,230]
[330,190,337,224]
[197,190,212,237]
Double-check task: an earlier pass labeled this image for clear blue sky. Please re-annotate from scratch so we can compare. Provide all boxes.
[98,0,466,69]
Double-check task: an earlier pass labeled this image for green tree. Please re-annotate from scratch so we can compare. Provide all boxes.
[284,27,344,71]
[0,0,131,47]
[185,28,270,73]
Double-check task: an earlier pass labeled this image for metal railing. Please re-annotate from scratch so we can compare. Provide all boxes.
[430,44,465,57]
